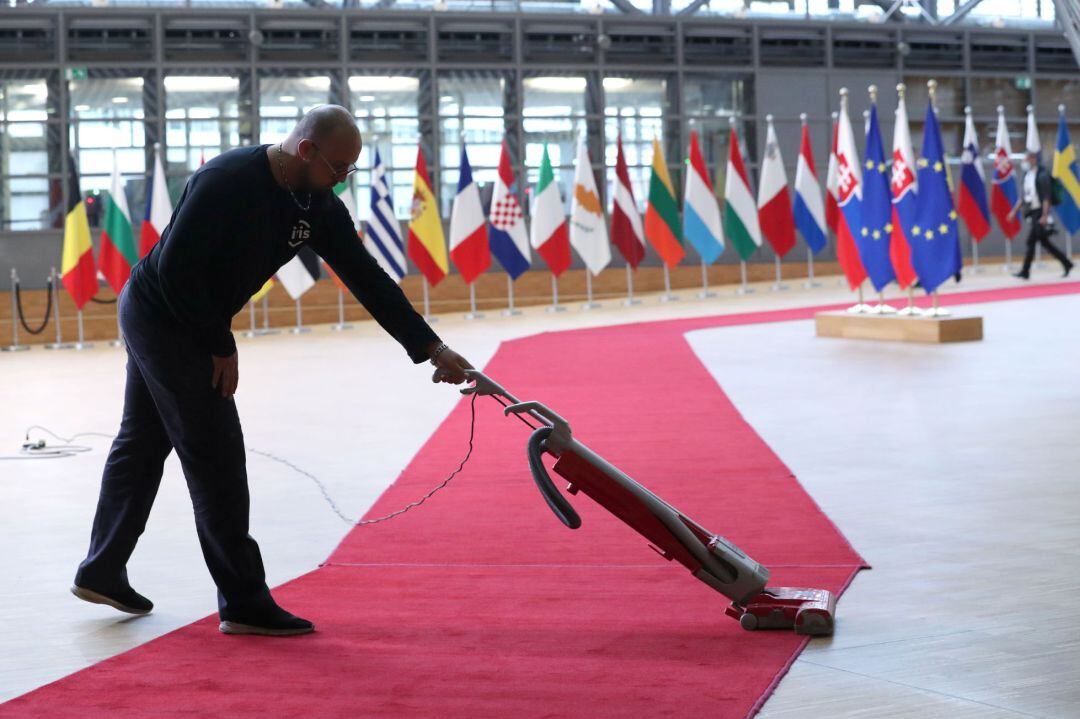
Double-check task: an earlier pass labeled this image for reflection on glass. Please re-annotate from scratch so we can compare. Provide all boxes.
[166,75,240,171]
[603,77,666,213]
[523,75,587,210]
[259,75,331,144]
[350,75,420,222]
[69,77,147,196]
[439,74,505,218]
[1,79,50,230]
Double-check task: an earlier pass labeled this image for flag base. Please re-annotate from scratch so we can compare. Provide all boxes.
[816,311,982,343]
[502,308,523,316]
[290,327,312,335]
[72,342,94,350]
[896,305,924,317]
[845,303,873,313]
[581,302,602,310]
[735,286,755,296]
[546,304,567,313]
[622,297,642,306]
[108,339,124,347]
[770,282,790,291]
[802,280,822,289]
[2,344,30,352]
[697,290,717,299]
[659,293,680,302]
[330,323,354,331]
[464,312,486,320]
[44,342,77,350]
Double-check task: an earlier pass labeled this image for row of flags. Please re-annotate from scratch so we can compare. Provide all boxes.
[57,100,1080,311]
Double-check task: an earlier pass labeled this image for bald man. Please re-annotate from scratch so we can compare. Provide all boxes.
[72,106,472,636]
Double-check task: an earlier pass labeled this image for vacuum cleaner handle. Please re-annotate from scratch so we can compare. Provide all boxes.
[527,426,582,530]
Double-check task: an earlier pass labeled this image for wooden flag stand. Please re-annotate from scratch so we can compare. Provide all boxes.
[817,291,981,343]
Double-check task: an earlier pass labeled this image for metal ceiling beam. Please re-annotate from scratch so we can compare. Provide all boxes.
[941,0,987,26]
[1052,0,1080,68]
[608,0,645,14]
[676,0,710,16]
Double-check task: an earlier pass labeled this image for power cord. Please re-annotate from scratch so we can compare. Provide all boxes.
[3,396,480,528]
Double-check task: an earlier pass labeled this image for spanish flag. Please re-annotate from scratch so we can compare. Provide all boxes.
[644,138,685,268]
[60,155,98,309]
[406,146,448,287]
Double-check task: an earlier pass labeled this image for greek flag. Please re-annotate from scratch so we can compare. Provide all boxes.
[365,149,408,283]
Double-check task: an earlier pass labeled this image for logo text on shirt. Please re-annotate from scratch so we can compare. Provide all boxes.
[289,219,311,247]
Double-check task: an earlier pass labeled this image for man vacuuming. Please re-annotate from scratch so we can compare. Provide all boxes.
[72,105,472,636]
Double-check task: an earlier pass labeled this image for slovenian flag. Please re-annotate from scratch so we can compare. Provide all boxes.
[890,94,918,290]
[857,102,897,292]
[139,146,172,258]
[449,145,491,285]
[530,144,571,277]
[991,108,1023,240]
[1052,108,1080,236]
[407,145,449,286]
[724,120,763,262]
[957,109,992,243]
[683,130,724,264]
[364,150,407,283]
[835,93,868,290]
[911,99,961,294]
[757,116,796,259]
[793,120,826,255]
[488,141,531,279]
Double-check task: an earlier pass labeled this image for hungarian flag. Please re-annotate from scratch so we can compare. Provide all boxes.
[489,141,531,280]
[139,146,171,257]
[683,130,724,264]
[407,145,449,286]
[98,161,138,294]
[365,150,407,283]
[889,93,919,290]
[957,109,992,242]
[60,155,97,309]
[569,133,611,276]
[825,114,840,234]
[448,145,491,285]
[530,144,571,277]
[793,120,827,255]
[644,138,684,267]
[835,95,868,290]
[991,109,1022,240]
[610,135,646,268]
[723,121,763,262]
[757,117,796,259]
[277,246,321,300]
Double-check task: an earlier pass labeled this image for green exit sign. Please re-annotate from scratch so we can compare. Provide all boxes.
[65,67,88,81]
[1014,76,1032,91]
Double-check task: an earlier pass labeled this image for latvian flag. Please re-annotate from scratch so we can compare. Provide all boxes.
[448,144,490,285]
[488,141,530,279]
[611,135,646,268]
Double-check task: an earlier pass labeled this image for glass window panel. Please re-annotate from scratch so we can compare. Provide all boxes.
[259,75,331,143]
[1,79,51,231]
[523,75,587,211]
[350,75,420,223]
[603,77,667,213]
[165,75,241,171]
[69,77,148,187]
[439,74,505,218]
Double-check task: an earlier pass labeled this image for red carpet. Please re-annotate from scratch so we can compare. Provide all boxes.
[3,281,1075,718]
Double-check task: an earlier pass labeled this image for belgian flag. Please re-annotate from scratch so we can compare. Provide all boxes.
[60,155,98,309]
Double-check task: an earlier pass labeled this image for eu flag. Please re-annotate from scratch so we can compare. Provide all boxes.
[858,105,898,292]
[911,102,961,294]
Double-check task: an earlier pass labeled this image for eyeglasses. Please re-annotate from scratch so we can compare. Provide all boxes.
[309,141,360,179]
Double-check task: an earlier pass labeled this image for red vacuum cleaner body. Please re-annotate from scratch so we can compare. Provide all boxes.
[462,370,838,637]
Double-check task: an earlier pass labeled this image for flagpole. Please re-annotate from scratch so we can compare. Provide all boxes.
[44,267,74,350]
[928,291,950,317]
[623,264,640,306]
[1004,239,1014,273]
[109,308,123,348]
[659,264,679,302]
[290,297,310,334]
[971,236,980,274]
[464,283,484,320]
[771,255,788,291]
[503,276,522,316]
[74,309,92,350]
[582,271,601,310]
[896,285,921,316]
[736,260,754,295]
[421,279,437,323]
[697,259,716,298]
[3,269,29,352]
[260,295,280,335]
[846,280,870,313]
[331,286,353,330]
[547,275,565,313]
[873,290,896,314]
[242,300,257,338]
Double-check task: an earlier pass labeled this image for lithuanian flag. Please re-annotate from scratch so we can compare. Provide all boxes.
[406,146,448,287]
[60,155,97,309]
[644,138,685,268]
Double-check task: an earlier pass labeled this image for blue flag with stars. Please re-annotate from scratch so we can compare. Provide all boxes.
[858,105,898,292]
[911,102,961,294]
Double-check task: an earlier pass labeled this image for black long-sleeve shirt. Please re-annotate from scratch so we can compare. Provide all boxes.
[128,145,440,362]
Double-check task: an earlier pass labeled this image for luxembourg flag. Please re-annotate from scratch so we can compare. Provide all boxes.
[991,107,1023,240]
[488,141,530,280]
[890,92,918,289]
[449,145,491,285]
[835,91,868,290]
[682,130,724,263]
[957,108,991,243]
[793,118,826,255]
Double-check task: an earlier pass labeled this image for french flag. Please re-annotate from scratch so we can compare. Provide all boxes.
[957,108,991,242]
[449,145,491,285]
[792,118,826,255]
[835,92,868,290]
[991,108,1023,240]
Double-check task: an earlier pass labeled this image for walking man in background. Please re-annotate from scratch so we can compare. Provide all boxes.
[1009,149,1073,279]
[72,105,472,636]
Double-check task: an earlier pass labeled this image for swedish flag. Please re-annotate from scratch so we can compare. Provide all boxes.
[1052,111,1080,236]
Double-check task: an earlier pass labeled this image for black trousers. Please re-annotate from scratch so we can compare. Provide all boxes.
[1019,217,1071,276]
[75,287,272,619]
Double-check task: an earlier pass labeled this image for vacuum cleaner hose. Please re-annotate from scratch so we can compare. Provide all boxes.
[527,426,582,530]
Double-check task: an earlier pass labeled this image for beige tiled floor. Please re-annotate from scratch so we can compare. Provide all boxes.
[1,264,1077,716]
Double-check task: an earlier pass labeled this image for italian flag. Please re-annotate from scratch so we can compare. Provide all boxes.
[723,122,763,261]
[529,145,571,277]
[644,138,684,268]
[98,162,138,294]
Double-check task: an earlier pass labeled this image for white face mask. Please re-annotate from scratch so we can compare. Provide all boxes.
[1021,160,1032,172]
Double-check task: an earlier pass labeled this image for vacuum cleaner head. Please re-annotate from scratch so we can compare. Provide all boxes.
[460,370,839,637]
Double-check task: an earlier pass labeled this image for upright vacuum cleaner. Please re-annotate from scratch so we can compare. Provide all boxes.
[459,369,838,636]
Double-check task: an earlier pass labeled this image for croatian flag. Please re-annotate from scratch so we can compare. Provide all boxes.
[857,103,897,292]
[793,119,826,255]
[890,94,918,289]
[957,109,991,242]
[448,145,491,285]
[365,150,407,282]
[835,93,868,290]
[488,141,531,279]
[991,108,1023,240]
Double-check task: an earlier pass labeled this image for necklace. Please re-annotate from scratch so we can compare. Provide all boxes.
[275,144,311,212]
